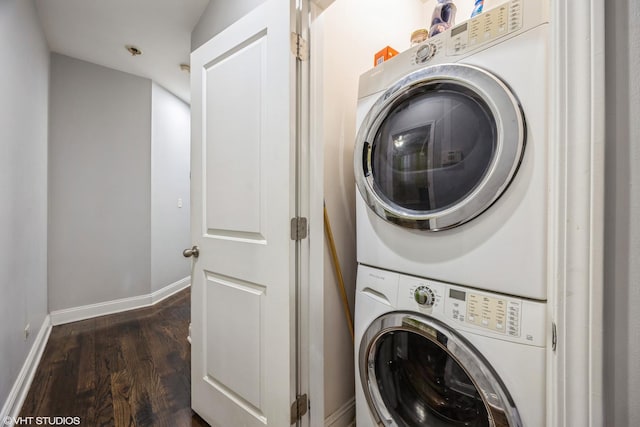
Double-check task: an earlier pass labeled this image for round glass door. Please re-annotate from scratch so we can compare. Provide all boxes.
[359,313,521,427]
[354,64,525,231]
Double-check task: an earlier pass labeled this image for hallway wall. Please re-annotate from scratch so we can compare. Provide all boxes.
[0,0,49,414]
[48,55,192,313]
[48,54,152,311]
[151,83,191,293]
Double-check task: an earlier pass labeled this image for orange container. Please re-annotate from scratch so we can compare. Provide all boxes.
[374,46,399,67]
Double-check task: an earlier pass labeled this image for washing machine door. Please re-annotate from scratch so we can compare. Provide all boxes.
[354,63,525,230]
[360,312,522,427]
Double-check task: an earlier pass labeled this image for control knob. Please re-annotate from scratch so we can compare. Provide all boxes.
[415,43,436,63]
[414,286,436,307]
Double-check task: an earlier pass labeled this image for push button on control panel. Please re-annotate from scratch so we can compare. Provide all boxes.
[506,302,521,337]
[460,292,522,337]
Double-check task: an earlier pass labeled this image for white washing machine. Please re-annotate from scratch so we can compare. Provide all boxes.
[355,264,547,427]
[354,0,550,300]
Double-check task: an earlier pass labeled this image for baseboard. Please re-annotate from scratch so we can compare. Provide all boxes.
[50,277,190,326]
[50,293,150,326]
[325,397,355,427]
[0,315,52,427]
[151,277,190,304]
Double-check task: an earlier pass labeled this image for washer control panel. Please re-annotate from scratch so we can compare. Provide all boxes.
[447,288,521,337]
[396,270,545,346]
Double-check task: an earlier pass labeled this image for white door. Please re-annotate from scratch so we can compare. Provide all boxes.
[190,1,303,426]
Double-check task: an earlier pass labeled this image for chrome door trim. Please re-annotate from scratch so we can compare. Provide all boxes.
[359,312,522,427]
[354,63,525,231]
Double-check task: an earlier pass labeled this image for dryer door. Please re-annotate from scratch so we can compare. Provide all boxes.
[359,312,521,427]
[354,63,525,231]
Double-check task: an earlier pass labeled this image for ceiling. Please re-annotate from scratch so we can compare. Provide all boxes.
[35,0,210,103]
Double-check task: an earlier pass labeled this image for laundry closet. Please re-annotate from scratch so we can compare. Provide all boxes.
[315,0,539,425]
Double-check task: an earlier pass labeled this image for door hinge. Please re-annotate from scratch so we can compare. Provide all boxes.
[552,322,557,352]
[291,217,308,240]
[290,394,308,424]
[290,32,308,61]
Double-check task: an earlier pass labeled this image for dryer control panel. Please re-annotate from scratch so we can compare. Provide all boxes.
[358,0,548,100]
[410,0,524,65]
[446,0,523,56]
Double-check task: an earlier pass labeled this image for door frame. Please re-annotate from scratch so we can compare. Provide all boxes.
[295,1,323,426]
[548,0,605,425]
[307,3,325,426]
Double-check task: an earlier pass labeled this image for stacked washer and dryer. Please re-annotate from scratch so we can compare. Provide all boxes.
[353,1,550,426]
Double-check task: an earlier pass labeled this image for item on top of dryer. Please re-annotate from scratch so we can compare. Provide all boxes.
[373,45,398,66]
[471,0,485,17]
[429,0,457,37]
[410,29,429,46]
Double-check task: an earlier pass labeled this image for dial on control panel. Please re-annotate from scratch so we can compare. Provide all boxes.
[414,286,436,307]
[415,43,436,63]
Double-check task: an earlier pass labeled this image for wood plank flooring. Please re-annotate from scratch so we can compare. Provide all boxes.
[20,288,209,427]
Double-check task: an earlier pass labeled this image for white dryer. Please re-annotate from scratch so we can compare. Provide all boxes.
[355,264,547,427]
[354,0,550,300]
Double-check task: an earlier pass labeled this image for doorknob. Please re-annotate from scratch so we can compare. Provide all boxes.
[183,246,199,258]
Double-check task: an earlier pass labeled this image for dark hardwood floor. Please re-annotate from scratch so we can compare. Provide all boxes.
[20,288,209,427]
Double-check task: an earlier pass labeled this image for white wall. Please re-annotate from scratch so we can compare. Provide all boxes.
[151,83,191,293]
[604,0,640,424]
[0,0,49,412]
[318,0,429,420]
[48,54,152,311]
[191,0,267,51]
